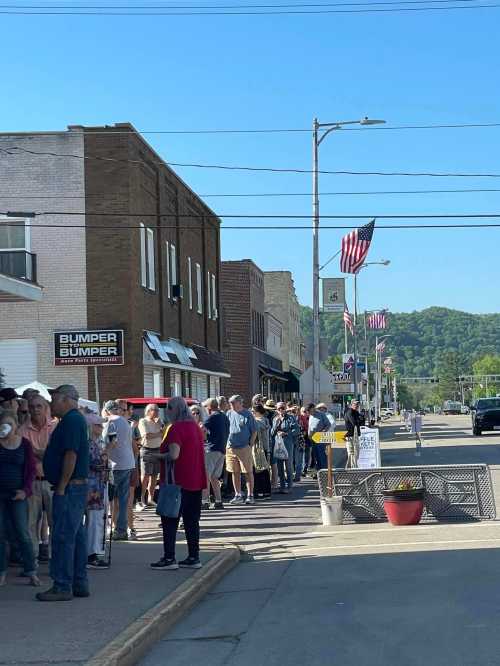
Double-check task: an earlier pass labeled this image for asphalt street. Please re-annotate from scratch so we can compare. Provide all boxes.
[140,415,500,666]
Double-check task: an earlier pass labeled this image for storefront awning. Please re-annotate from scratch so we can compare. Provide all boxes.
[144,332,230,378]
[285,368,302,392]
[259,364,288,382]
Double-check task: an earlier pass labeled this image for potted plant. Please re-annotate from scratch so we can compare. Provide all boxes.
[382,481,425,526]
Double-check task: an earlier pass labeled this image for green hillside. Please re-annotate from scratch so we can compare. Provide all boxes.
[300,306,500,376]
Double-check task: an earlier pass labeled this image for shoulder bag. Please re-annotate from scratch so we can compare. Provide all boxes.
[156,460,182,518]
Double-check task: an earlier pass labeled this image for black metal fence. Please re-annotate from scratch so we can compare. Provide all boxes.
[0,250,37,283]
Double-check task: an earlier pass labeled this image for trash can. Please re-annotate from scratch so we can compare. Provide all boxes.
[320,496,343,526]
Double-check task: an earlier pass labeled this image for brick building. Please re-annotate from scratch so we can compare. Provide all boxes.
[220,260,288,403]
[0,124,228,401]
[264,271,305,397]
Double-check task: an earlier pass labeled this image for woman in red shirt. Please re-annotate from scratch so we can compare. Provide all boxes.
[150,397,206,571]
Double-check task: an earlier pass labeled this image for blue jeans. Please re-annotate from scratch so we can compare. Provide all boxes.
[113,469,133,533]
[315,443,327,471]
[0,497,36,575]
[294,443,304,481]
[278,438,295,489]
[50,484,88,592]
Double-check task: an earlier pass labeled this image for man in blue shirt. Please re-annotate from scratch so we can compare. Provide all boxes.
[37,385,90,602]
[226,395,257,505]
[202,398,230,509]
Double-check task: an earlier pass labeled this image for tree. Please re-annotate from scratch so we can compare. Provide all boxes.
[324,354,342,372]
[436,351,469,402]
[472,354,500,398]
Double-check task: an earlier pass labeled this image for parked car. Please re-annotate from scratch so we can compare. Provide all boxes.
[117,396,202,423]
[443,400,462,415]
[471,397,500,435]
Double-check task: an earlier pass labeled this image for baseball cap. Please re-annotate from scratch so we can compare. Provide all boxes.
[229,394,243,404]
[48,385,80,401]
[0,387,20,403]
[103,399,119,413]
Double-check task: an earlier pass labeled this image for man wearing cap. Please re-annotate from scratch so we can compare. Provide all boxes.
[102,400,136,541]
[226,395,257,505]
[37,385,90,602]
[0,387,20,415]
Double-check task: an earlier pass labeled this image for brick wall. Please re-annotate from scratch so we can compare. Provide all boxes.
[220,260,265,404]
[83,125,222,401]
[0,131,89,396]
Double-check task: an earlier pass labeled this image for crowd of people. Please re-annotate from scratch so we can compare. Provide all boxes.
[0,382,362,598]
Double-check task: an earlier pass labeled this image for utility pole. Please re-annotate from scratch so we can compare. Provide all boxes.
[312,118,321,405]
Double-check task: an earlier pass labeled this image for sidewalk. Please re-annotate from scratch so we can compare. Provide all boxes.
[1,506,224,666]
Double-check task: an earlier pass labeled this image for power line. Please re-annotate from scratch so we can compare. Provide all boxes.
[1,121,500,134]
[4,211,500,219]
[0,2,498,12]
[3,187,500,199]
[0,0,486,7]
[2,220,500,230]
[4,146,500,178]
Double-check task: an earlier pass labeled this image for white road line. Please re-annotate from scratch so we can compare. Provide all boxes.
[291,538,500,552]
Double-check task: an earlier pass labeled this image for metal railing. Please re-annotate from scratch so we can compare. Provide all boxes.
[0,250,38,283]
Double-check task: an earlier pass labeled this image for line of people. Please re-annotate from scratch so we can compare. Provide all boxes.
[0,383,338,595]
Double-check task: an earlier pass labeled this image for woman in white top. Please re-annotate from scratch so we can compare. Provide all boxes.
[138,404,164,507]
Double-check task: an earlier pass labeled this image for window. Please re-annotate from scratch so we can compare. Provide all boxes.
[140,225,155,290]
[196,263,203,314]
[0,217,29,251]
[170,243,177,287]
[140,224,147,287]
[188,257,193,309]
[147,229,155,290]
[207,271,211,320]
[0,217,32,280]
[166,241,171,297]
[211,274,217,319]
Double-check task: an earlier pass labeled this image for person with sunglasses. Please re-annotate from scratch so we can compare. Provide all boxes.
[138,404,164,507]
[271,402,299,494]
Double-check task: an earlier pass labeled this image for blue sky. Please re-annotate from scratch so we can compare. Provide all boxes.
[1,3,499,313]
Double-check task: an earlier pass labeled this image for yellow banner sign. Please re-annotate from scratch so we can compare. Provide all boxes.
[311,431,347,446]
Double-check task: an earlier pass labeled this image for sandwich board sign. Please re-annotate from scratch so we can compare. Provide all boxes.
[357,427,381,469]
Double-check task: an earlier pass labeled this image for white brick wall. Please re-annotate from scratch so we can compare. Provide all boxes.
[0,131,88,397]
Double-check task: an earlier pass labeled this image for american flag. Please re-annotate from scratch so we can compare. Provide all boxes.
[375,340,386,352]
[340,219,375,274]
[368,310,387,330]
[343,307,354,334]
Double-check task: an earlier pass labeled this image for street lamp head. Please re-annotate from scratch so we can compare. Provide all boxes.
[359,117,386,126]
[381,259,391,266]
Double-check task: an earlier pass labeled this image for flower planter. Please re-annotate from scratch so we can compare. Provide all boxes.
[382,488,425,525]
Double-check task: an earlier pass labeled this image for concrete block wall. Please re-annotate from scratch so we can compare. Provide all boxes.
[0,131,88,397]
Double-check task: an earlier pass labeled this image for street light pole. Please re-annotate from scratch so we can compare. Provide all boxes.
[311,116,386,405]
[312,118,321,404]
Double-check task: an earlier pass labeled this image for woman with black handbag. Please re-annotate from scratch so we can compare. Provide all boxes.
[150,397,206,571]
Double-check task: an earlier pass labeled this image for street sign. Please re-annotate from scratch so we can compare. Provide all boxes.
[311,431,346,446]
[54,329,124,366]
[383,357,393,366]
[322,278,345,313]
[332,372,351,381]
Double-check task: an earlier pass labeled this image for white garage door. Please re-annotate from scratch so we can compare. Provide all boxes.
[143,366,154,397]
[0,339,37,387]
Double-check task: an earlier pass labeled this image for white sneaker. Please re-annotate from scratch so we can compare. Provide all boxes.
[245,495,255,505]
[229,494,244,505]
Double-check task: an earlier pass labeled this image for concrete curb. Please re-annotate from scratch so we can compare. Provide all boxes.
[85,546,241,666]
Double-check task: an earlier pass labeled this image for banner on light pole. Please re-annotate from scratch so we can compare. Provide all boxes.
[322,278,345,313]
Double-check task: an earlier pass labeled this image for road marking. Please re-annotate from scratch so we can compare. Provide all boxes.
[290,538,500,552]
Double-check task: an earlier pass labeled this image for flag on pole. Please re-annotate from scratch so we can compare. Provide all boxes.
[343,307,354,334]
[376,340,386,352]
[368,310,388,330]
[340,219,375,274]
